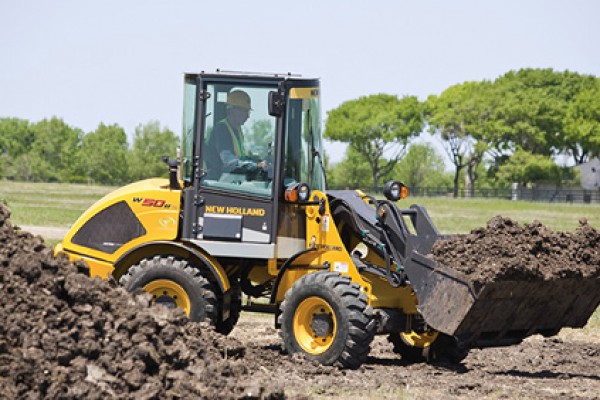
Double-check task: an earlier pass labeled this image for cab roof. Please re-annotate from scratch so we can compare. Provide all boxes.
[184,69,318,84]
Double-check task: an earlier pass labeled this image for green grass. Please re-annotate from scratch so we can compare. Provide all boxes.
[2,181,598,233]
[0,181,115,227]
[404,196,600,234]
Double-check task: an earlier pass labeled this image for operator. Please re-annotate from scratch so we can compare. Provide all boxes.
[205,90,266,180]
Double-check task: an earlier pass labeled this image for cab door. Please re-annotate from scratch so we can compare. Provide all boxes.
[191,79,279,258]
[275,83,324,259]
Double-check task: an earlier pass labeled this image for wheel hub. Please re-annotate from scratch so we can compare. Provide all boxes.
[293,296,337,355]
[154,295,177,309]
[311,313,333,337]
[144,279,191,316]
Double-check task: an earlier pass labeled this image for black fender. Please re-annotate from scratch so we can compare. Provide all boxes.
[112,240,230,294]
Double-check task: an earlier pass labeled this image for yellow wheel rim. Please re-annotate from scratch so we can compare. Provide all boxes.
[400,329,439,348]
[144,279,191,316]
[293,296,337,355]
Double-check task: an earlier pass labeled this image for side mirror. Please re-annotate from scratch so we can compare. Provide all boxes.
[268,91,285,117]
[162,156,181,190]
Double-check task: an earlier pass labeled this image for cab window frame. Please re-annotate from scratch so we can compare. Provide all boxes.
[199,80,279,199]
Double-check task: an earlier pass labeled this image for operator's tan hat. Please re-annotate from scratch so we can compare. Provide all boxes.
[226,90,252,110]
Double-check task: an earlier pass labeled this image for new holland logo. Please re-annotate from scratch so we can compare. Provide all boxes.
[205,205,266,217]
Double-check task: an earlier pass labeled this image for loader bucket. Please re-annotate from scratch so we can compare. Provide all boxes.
[404,251,600,348]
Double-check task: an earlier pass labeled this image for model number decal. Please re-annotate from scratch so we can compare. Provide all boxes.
[133,197,172,208]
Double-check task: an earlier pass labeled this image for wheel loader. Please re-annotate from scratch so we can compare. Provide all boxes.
[55,71,600,369]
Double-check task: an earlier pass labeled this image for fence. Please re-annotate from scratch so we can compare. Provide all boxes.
[328,185,600,204]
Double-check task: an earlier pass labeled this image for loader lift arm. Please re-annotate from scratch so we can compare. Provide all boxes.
[328,189,600,350]
[327,190,441,287]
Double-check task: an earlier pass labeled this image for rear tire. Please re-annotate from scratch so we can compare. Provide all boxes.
[279,271,376,369]
[388,332,430,362]
[120,256,231,331]
[217,285,242,335]
[389,331,468,364]
[426,334,469,364]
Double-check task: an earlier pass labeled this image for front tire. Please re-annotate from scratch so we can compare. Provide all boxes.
[279,271,375,369]
[120,256,225,330]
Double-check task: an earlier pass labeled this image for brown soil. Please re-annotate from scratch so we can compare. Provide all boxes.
[2,205,599,399]
[231,315,600,400]
[431,216,600,284]
[0,204,283,399]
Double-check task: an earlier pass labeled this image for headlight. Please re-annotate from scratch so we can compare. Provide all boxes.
[383,180,408,201]
[285,182,311,203]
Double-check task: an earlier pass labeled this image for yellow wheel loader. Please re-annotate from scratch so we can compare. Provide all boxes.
[55,71,600,369]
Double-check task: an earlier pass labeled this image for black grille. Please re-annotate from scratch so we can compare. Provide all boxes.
[72,201,146,254]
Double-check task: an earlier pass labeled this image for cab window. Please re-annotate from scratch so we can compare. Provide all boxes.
[201,84,277,197]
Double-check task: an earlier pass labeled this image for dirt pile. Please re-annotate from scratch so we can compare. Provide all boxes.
[0,204,283,399]
[432,216,600,284]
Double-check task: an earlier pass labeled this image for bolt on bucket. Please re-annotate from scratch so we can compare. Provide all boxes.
[404,251,600,348]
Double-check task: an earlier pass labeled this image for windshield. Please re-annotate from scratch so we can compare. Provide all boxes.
[200,83,277,197]
[283,87,325,191]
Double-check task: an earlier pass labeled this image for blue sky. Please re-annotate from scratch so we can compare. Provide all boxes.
[1,0,599,163]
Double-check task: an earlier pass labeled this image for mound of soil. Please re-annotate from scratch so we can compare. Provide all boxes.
[0,204,283,399]
[3,202,598,399]
[431,216,600,284]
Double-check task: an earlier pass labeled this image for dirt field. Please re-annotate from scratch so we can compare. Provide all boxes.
[2,204,600,399]
[231,314,600,400]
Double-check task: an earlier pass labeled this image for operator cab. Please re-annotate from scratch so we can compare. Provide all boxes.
[180,71,325,259]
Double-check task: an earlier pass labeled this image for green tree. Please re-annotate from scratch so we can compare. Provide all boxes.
[491,69,598,157]
[393,143,451,188]
[328,146,372,189]
[0,118,35,178]
[129,121,178,181]
[426,81,495,197]
[80,123,129,184]
[28,117,83,182]
[0,118,34,157]
[496,148,563,187]
[563,83,600,164]
[9,154,34,181]
[325,94,423,193]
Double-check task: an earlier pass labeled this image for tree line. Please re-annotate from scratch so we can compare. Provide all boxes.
[0,118,178,185]
[1,68,598,193]
[325,68,600,196]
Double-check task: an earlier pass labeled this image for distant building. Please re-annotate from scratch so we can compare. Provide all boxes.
[576,158,600,190]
